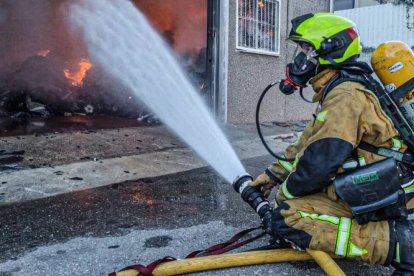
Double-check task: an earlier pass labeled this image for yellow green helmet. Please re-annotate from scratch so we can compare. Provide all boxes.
[288,13,362,65]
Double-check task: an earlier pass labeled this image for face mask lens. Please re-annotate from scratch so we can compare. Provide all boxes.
[282,41,318,90]
[291,43,314,63]
[301,43,313,55]
[293,52,307,68]
[290,45,300,63]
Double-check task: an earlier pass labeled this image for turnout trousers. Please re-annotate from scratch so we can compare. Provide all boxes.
[273,193,395,265]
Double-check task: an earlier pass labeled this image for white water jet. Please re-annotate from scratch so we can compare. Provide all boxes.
[68,0,246,183]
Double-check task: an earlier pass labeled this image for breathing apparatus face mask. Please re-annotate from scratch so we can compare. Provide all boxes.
[279,44,318,95]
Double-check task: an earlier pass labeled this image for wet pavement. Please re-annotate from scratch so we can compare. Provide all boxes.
[0,155,392,275]
[0,122,394,275]
[0,125,185,169]
[0,158,262,272]
[0,168,224,263]
[0,123,297,204]
[0,115,151,138]
[0,121,304,174]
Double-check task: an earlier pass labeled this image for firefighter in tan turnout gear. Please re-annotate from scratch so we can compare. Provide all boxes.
[251,13,414,275]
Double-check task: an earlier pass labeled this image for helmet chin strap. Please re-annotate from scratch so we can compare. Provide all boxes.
[326,56,338,65]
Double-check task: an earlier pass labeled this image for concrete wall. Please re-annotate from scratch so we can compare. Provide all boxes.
[226,0,330,124]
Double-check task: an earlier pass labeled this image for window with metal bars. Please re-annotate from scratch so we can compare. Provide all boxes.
[237,0,281,55]
[332,0,355,11]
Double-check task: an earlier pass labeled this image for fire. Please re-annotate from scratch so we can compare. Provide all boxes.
[64,59,93,86]
[37,49,50,57]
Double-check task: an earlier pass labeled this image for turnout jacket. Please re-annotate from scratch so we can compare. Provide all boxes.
[271,69,414,208]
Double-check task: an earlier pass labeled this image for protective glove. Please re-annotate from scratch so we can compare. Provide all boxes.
[262,210,300,250]
[249,169,279,198]
[261,210,273,234]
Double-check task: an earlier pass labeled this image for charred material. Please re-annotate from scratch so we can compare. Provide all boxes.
[0,54,158,121]
[0,0,209,125]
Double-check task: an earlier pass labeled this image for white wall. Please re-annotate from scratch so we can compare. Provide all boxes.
[335,3,414,48]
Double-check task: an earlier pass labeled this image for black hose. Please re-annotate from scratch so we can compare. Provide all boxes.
[255,81,295,162]
[299,87,314,103]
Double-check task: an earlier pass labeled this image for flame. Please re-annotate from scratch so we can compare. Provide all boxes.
[64,59,93,86]
[258,0,264,8]
[37,49,50,57]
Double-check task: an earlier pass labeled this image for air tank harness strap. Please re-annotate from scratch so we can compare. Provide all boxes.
[358,141,414,166]
[108,226,266,276]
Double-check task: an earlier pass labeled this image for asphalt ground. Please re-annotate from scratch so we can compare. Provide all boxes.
[0,116,151,138]
[0,155,392,275]
[0,122,397,275]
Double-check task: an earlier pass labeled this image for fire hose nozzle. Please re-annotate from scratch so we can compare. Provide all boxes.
[232,174,253,193]
[232,174,272,221]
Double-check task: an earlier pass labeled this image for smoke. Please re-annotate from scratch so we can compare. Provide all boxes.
[0,0,207,75]
[0,0,87,74]
[133,0,207,56]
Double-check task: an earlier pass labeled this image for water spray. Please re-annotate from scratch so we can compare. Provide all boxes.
[68,2,347,274]
[68,0,277,236]
[68,0,245,184]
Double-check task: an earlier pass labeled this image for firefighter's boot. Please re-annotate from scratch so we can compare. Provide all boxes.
[392,220,414,275]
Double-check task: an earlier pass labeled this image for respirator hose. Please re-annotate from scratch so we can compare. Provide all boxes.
[255,81,295,162]
[299,87,314,103]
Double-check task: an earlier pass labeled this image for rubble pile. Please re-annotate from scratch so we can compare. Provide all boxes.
[0,53,158,122]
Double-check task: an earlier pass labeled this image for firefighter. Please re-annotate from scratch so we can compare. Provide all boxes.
[251,13,414,275]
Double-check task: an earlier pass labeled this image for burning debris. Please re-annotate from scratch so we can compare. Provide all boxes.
[0,0,208,124]
[63,59,93,87]
[0,1,162,122]
[0,54,73,118]
[0,52,158,121]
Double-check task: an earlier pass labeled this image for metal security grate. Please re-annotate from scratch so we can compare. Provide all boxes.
[237,0,280,55]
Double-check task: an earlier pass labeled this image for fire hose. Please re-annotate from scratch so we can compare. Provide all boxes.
[113,249,343,276]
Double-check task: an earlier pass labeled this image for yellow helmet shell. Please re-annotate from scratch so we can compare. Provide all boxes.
[371,41,414,95]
